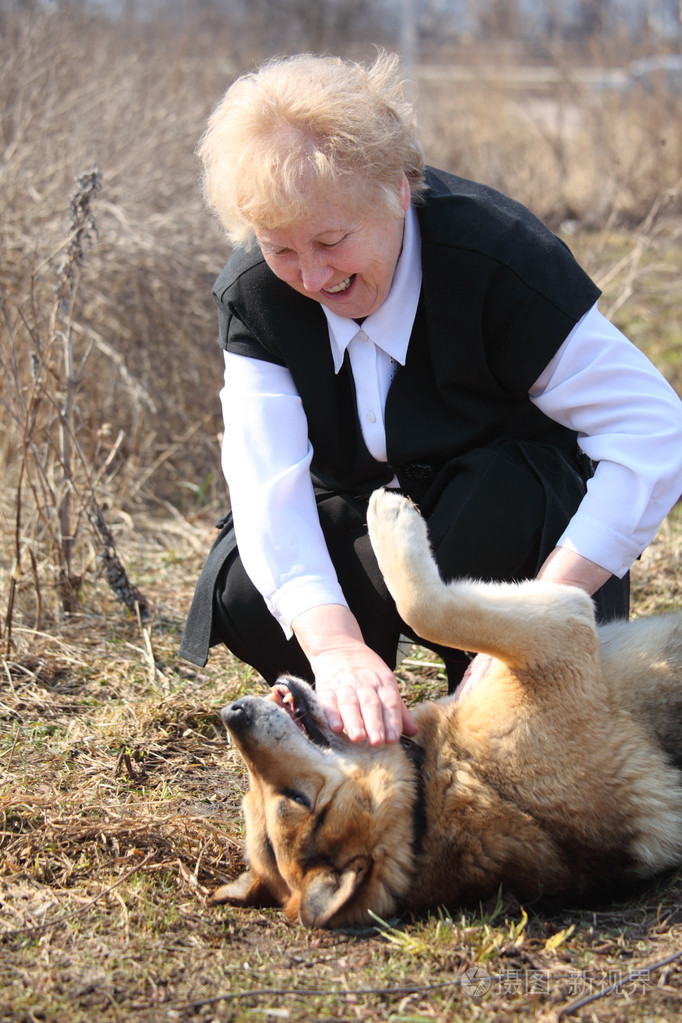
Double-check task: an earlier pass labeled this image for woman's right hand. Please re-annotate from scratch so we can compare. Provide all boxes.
[291,604,417,746]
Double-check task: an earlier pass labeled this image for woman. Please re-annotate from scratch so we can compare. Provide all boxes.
[180,52,682,748]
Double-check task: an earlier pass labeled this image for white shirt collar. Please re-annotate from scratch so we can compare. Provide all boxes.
[323,204,422,374]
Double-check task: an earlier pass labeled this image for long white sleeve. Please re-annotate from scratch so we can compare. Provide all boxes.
[220,353,348,636]
[221,303,682,633]
[530,304,682,576]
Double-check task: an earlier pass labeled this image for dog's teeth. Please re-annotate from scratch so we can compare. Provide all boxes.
[273,685,300,722]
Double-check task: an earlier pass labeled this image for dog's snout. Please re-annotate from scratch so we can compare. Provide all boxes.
[221,699,252,732]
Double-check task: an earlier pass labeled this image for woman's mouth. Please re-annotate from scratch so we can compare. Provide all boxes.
[324,274,355,295]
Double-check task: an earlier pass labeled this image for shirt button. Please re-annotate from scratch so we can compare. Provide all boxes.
[366,410,376,423]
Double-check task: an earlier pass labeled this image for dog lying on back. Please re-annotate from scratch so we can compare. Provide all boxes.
[210,489,682,927]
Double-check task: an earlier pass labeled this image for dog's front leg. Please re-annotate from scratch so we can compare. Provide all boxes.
[367,488,598,674]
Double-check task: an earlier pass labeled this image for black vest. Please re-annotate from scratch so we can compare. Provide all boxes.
[212,167,600,495]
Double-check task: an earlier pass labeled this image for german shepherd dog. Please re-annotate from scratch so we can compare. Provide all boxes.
[210,489,682,927]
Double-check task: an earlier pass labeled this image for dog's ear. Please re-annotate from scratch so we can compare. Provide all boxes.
[294,856,372,927]
[208,868,280,909]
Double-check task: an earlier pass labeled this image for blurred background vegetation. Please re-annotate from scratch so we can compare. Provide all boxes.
[0,0,680,632]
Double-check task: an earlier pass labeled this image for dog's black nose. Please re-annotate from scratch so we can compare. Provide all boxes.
[221,699,251,732]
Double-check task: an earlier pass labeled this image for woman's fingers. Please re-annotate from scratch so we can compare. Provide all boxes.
[291,607,418,745]
[315,665,416,745]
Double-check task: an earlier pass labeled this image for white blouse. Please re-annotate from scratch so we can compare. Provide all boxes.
[219,207,682,635]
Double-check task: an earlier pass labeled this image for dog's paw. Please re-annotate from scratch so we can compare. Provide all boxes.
[367,489,433,589]
[368,489,447,636]
[368,486,412,523]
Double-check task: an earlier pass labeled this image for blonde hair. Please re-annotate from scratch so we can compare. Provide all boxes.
[198,51,426,245]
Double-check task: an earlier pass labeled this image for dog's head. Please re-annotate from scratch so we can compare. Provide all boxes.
[210,677,418,927]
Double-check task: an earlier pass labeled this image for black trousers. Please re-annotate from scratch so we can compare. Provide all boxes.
[203,443,629,692]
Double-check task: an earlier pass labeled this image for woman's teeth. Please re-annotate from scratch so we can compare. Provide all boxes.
[325,275,353,294]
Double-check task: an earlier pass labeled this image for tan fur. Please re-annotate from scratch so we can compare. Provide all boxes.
[210,489,682,927]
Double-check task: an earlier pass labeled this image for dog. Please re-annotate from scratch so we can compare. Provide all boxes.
[209,488,682,927]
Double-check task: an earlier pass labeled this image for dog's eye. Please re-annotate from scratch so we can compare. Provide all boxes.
[282,788,311,809]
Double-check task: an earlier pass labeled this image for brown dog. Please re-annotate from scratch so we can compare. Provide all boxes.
[210,489,682,927]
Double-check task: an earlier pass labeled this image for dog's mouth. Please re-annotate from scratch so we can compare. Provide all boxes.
[268,677,333,750]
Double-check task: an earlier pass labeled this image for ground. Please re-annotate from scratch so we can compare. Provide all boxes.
[1,507,682,1022]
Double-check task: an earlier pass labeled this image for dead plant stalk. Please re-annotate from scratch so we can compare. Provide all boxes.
[2,170,150,654]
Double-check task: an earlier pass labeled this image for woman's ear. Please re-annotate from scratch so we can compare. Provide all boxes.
[399,173,411,214]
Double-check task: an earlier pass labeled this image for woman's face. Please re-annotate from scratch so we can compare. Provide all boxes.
[254,175,411,320]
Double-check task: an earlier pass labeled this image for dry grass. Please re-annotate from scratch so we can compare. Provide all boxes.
[418,73,682,235]
[1,8,680,509]
[1,512,682,1023]
[1,7,682,1022]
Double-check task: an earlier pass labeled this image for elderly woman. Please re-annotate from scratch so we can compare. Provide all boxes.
[180,52,682,747]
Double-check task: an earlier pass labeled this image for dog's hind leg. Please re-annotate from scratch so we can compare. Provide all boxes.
[367,488,597,671]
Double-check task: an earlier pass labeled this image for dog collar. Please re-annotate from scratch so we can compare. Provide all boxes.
[399,735,428,853]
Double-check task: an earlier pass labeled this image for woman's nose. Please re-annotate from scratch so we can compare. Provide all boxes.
[299,252,334,293]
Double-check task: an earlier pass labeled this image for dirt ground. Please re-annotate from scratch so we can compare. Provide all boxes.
[1,508,682,1023]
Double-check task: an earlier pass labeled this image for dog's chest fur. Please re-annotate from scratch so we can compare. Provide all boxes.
[401,700,647,910]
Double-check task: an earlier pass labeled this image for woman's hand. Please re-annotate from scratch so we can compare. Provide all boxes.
[291,604,417,746]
